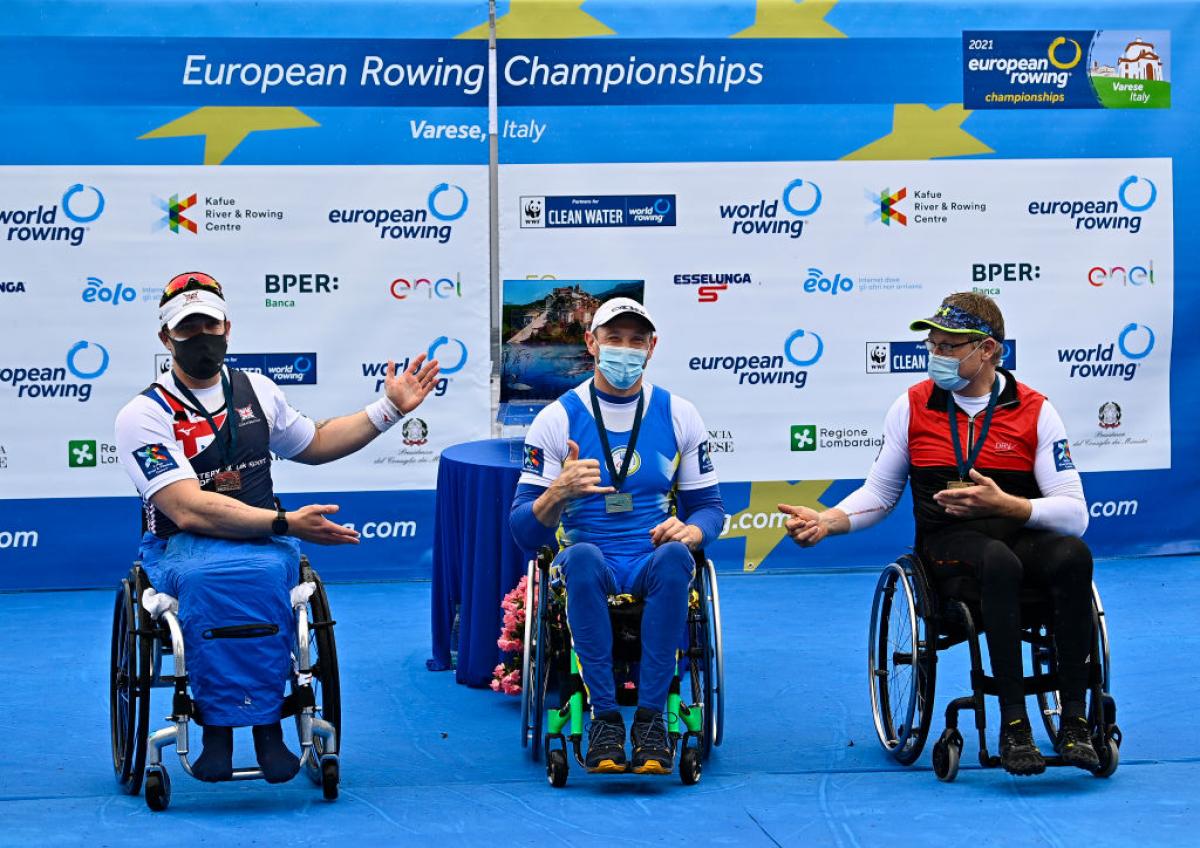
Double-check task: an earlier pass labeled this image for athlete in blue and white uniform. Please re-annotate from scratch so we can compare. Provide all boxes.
[116,272,440,784]
[510,298,725,775]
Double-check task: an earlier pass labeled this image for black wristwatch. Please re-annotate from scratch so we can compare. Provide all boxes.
[272,507,289,536]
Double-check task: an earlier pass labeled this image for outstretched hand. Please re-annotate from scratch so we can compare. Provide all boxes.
[384,353,441,414]
[777,502,827,548]
[288,504,360,545]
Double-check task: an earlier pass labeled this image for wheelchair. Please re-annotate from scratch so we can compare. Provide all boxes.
[109,555,341,810]
[867,551,1121,781]
[519,545,724,787]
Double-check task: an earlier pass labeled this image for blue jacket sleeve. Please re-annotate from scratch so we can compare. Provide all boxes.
[510,483,558,552]
[676,484,725,548]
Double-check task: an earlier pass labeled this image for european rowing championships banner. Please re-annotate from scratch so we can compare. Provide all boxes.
[492,0,1197,573]
[0,1,491,588]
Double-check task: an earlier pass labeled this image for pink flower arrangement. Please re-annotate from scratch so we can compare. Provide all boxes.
[491,574,535,695]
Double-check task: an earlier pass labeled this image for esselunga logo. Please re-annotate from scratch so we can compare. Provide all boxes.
[673,272,753,303]
[718,178,821,239]
[0,184,105,247]
[1028,174,1157,233]
[1056,323,1155,381]
[328,183,469,244]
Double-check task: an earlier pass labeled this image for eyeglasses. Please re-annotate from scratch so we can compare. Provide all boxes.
[924,338,982,356]
[161,272,223,306]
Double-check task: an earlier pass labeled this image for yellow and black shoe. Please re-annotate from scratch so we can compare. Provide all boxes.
[999,717,1046,776]
[1055,715,1101,770]
[585,712,628,773]
[631,708,673,775]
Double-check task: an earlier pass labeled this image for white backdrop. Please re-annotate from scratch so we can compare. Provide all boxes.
[0,166,490,500]
[499,158,1173,479]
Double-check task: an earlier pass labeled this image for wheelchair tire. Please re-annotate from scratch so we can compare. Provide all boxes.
[868,557,936,765]
[296,565,341,785]
[1093,730,1120,778]
[704,558,725,751]
[932,729,962,783]
[110,571,151,795]
[321,756,340,800]
[144,767,171,812]
[520,558,537,749]
[679,748,702,786]
[547,749,569,788]
[530,564,552,763]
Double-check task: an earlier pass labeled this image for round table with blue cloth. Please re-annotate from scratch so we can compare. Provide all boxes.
[428,438,532,687]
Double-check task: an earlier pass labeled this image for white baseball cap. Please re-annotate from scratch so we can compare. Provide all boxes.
[589,297,656,332]
[158,272,228,330]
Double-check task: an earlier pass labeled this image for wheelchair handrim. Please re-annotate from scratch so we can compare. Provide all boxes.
[705,557,725,748]
[868,563,920,755]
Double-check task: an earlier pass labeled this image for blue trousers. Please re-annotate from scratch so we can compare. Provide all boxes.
[557,541,695,714]
[140,532,299,727]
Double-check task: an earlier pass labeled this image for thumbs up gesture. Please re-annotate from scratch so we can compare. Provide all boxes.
[777,502,827,548]
[552,439,615,501]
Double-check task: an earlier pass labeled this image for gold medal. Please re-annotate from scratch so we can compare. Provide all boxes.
[945,480,972,490]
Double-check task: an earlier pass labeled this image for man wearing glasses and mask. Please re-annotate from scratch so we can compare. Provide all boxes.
[509,298,725,776]
[115,272,439,784]
[777,292,1099,777]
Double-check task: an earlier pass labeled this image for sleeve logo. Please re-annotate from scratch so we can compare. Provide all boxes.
[1053,438,1076,472]
[698,440,715,475]
[523,444,544,476]
[133,444,180,480]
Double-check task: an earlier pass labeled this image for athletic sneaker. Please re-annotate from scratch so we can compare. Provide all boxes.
[630,708,673,775]
[999,717,1046,776]
[1054,715,1101,770]
[585,712,627,773]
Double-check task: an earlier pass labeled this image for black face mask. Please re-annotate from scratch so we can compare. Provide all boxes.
[171,332,227,380]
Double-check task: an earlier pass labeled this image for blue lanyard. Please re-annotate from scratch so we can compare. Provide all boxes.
[172,370,238,467]
[947,377,1000,481]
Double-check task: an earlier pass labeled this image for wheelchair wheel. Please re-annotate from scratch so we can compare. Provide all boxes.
[520,558,538,749]
[1032,581,1113,742]
[296,565,341,784]
[690,558,723,760]
[110,570,151,795]
[528,564,552,763]
[868,556,935,765]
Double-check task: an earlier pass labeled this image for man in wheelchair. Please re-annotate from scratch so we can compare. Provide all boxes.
[114,272,439,783]
[778,292,1099,776]
[509,298,724,775]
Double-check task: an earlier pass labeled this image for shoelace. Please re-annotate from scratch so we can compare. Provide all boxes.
[589,720,624,749]
[635,716,669,751]
[1005,719,1036,747]
[1060,717,1091,746]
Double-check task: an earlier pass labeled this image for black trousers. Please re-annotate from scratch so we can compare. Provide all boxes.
[921,521,1095,720]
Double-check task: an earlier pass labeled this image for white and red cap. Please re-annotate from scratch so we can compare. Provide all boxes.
[589,297,655,332]
[158,272,227,330]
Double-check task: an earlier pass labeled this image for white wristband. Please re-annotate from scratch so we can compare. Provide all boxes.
[365,396,404,432]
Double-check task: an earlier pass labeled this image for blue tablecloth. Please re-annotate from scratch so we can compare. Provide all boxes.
[428,438,532,687]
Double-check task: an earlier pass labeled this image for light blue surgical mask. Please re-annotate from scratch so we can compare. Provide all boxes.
[597,345,647,390]
[928,343,983,391]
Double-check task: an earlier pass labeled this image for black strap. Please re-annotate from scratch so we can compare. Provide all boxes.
[947,376,1000,481]
[173,369,237,467]
[588,382,644,491]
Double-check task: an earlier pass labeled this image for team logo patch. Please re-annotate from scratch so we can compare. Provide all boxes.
[133,444,179,480]
[1053,439,1076,471]
[236,404,260,426]
[698,440,714,474]
[523,444,544,476]
[611,447,642,476]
